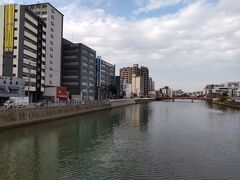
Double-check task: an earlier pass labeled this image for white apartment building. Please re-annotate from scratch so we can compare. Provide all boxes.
[28,3,63,88]
[132,74,144,97]
[0,4,46,101]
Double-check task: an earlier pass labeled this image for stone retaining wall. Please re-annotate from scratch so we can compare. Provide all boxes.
[0,99,155,130]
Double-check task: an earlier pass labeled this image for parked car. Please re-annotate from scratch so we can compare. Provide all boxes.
[4,97,29,109]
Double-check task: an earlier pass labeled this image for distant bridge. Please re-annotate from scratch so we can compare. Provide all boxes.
[156,97,212,102]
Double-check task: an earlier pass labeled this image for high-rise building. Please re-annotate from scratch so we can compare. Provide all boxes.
[0,4,46,101]
[96,56,115,100]
[133,64,140,76]
[120,64,150,97]
[120,66,132,84]
[132,74,144,97]
[140,66,149,97]
[62,39,96,101]
[28,3,63,88]
[149,77,153,91]
[149,77,155,92]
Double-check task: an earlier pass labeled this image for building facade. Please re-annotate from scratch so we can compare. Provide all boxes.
[0,76,25,98]
[0,4,46,102]
[28,3,63,88]
[132,74,144,97]
[140,66,149,97]
[112,76,123,99]
[204,82,240,98]
[96,56,115,100]
[120,64,149,97]
[120,66,133,84]
[62,39,96,101]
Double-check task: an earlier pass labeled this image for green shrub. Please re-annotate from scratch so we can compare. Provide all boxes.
[218,96,228,103]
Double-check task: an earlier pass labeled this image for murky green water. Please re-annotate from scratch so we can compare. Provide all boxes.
[0,101,240,179]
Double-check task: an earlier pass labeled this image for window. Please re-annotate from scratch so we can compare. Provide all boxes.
[51,28,54,32]
[51,21,54,26]
[52,8,55,13]
[50,54,53,58]
[51,15,54,20]
[50,67,53,71]
[50,47,53,51]
[50,41,53,45]
[89,53,95,57]
[50,60,53,64]
[49,74,52,77]
[82,62,88,67]
[51,34,54,38]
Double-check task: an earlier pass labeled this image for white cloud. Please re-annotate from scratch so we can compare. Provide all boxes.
[134,0,182,14]
[61,0,240,91]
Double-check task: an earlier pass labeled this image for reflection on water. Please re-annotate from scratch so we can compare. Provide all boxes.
[0,102,240,179]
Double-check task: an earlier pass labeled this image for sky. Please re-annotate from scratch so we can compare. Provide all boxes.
[4,0,240,91]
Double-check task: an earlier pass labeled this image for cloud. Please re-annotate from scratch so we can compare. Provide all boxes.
[61,0,240,91]
[133,0,197,14]
[134,0,182,14]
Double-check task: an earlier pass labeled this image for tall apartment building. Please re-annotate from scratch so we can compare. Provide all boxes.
[28,3,63,88]
[0,4,46,101]
[120,64,149,97]
[120,67,132,84]
[96,56,115,100]
[62,39,96,101]
[140,66,149,97]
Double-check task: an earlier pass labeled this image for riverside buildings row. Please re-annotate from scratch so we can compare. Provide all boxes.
[0,2,154,102]
[204,82,240,98]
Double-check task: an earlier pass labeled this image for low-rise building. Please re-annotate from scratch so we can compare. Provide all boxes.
[0,76,25,98]
[43,86,68,101]
[204,82,240,98]
[159,86,172,97]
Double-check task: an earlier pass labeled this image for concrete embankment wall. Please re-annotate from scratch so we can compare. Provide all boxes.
[213,101,240,109]
[0,99,154,130]
[110,99,136,107]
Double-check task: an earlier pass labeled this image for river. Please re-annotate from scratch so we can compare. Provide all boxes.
[0,101,240,179]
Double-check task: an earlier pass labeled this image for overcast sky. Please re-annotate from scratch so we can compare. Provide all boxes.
[11,0,240,91]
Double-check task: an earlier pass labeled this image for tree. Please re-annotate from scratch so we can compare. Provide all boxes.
[108,84,117,98]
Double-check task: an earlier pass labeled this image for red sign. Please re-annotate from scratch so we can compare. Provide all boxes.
[56,86,68,100]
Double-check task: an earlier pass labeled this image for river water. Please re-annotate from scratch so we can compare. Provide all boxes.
[0,101,240,180]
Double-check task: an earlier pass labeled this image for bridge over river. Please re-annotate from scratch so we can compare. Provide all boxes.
[156,96,212,102]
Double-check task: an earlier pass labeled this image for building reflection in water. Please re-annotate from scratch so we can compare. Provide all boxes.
[0,104,152,179]
[130,103,150,129]
[0,110,116,180]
